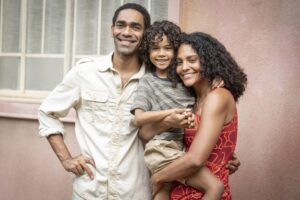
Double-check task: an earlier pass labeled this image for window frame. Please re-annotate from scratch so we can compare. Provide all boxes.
[0,0,180,119]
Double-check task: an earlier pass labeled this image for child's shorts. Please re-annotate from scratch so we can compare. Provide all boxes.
[144,139,184,174]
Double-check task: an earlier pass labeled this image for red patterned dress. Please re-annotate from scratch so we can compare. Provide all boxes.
[170,114,238,200]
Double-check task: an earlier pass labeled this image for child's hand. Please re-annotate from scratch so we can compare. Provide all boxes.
[164,108,192,128]
[183,109,195,128]
[226,153,241,174]
[212,78,225,89]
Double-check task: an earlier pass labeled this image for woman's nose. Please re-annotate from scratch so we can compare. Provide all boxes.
[182,61,189,70]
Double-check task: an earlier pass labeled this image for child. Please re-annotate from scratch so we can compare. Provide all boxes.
[131,20,224,200]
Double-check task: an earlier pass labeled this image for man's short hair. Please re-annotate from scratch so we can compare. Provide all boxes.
[112,3,151,30]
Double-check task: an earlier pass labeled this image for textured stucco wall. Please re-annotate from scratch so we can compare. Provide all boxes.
[0,117,79,200]
[1,1,299,199]
[179,0,300,199]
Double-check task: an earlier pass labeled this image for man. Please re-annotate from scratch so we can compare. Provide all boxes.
[39,3,240,200]
[39,3,153,200]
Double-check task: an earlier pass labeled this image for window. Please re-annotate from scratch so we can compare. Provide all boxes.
[0,0,169,102]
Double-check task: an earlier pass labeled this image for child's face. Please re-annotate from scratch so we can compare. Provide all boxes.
[149,34,174,77]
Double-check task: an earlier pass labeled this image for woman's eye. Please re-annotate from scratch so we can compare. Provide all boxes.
[176,60,182,65]
[188,59,197,63]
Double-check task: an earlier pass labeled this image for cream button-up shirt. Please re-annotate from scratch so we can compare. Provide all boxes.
[38,53,151,200]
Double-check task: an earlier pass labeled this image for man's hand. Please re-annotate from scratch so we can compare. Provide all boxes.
[62,155,96,179]
[226,153,241,174]
[164,108,194,129]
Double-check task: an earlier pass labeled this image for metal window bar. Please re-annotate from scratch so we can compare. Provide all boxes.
[0,0,171,101]
[71,0,77,66]
[20,0,28,92]
[0,0,3,52]
[41,0,46,54]
[97,0,102,55]
[64,0,72,75]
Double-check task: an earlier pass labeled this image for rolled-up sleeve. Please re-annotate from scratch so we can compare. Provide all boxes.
[130,77,152,114]
[38,67,80,137]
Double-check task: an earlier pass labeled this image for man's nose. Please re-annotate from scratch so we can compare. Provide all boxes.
[123,26,132,35]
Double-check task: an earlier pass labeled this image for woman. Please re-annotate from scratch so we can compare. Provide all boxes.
[151,32,247,199]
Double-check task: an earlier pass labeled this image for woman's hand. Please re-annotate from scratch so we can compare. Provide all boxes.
[226,153,241,174]
[151,173,163,197]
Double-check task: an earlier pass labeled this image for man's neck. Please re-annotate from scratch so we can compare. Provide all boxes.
[112,51,142,75]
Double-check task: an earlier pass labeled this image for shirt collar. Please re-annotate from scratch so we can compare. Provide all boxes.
[97,52,146,80]
[131,64,146,80]
[97,52,114,72]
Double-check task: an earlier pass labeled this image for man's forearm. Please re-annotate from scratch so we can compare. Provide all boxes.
[47,134,72,163]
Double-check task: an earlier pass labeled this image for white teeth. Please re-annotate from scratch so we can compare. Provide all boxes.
[182,73,193,79]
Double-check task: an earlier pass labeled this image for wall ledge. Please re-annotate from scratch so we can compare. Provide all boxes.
[0,101,75,123]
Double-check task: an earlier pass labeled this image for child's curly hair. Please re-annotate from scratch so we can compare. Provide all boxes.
[140,20,181,86]
[180,32,247,101]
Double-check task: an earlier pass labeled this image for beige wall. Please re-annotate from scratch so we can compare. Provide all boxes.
[179,0,300,199]
[0,117,79,200]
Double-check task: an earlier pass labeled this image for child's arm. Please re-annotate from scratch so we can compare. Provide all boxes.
[133,108,176,127]
[137,108,193,142]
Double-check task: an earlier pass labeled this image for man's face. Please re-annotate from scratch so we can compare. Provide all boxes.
[111,9,145,56]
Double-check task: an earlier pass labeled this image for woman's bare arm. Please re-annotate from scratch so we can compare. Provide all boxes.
[151,89,235,194]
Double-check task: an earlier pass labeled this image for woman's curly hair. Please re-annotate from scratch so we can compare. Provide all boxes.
[140,20,181,86]
[179,32,247,101]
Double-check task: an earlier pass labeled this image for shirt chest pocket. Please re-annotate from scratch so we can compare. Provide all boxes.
[81,90,109,123]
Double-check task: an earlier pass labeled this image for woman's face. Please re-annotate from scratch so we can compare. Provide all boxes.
[176,44,201,87]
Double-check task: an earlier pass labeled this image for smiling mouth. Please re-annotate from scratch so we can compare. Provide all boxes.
[156,59,169,63]
[181,73,194,79]
[118,38,136,44]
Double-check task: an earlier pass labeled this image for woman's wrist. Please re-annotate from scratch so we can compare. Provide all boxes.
[152,171,163,185]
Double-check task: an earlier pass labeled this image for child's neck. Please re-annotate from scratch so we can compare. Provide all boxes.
[155,70,168,78]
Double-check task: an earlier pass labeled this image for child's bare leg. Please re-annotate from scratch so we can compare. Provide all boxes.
[186,166,224,200]
[153,183,170,200]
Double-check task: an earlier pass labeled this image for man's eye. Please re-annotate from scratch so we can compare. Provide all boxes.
[116,23,124,28]
[132,25,141,31]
